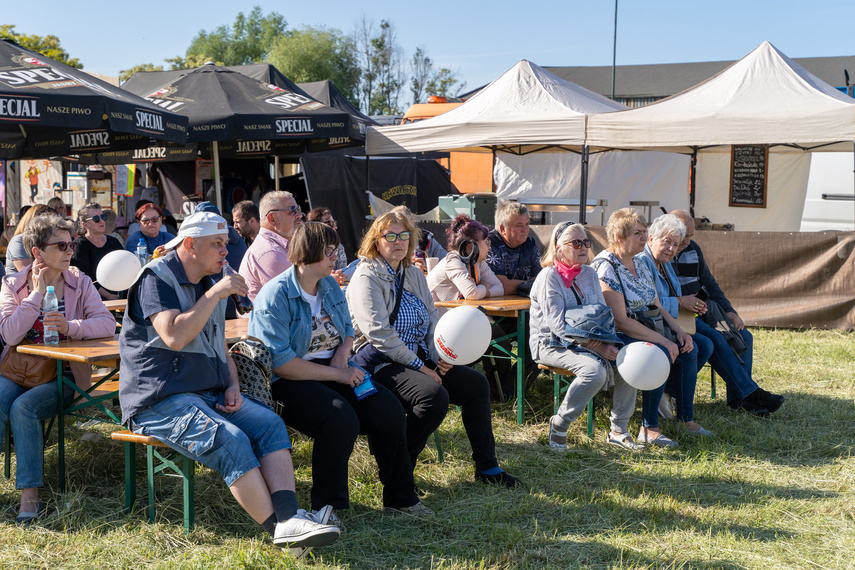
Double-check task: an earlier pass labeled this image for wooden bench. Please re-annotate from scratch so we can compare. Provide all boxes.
[537,364,595,438]
[111,429,195,533]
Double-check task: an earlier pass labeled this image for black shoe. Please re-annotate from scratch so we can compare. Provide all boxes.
[728,397,770,417]
[747,388,785,413]
[475,470,522,489]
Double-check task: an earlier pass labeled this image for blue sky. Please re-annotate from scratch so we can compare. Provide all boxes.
[4,0,855,95]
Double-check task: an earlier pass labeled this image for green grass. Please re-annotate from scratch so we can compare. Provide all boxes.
[2,328,855,569]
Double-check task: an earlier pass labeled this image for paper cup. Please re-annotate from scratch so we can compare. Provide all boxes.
[426,257,439,273]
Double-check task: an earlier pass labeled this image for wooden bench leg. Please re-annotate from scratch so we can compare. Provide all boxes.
[147,445,156,524]
[433,431,443,464]
[586,398,594,438]
[182,456,195,533]
[710,367,717,400]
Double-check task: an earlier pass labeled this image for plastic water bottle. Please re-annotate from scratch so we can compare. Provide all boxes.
[136,238,148,267]
[43,285,59,345]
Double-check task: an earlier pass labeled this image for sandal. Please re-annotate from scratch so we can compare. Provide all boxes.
[637,428,679,449]
[606,432,644,451]
[548,415,567,449]
[15,502,47,526]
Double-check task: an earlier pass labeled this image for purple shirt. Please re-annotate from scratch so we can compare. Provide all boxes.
[238,227,291,301]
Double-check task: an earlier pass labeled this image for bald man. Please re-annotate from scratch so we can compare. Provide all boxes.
[669,210,784,416]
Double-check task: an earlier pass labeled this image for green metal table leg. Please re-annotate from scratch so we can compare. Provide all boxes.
[147,445,156,524]
[586,398,594,438]
[56,359,66,492]
[3,420,10,479]
[710,368,716,399]
[183,456,194,533]
[516,309,527,424]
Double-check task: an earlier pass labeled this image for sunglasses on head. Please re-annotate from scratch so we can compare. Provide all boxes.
[43,241,78,252]
[87,215,104,223]
[381,231,410,242]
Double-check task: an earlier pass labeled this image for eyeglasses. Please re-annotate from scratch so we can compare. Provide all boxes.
[86,215,103,223]
[43,241,78,252]
[266,205,302,217]
[324,246,338,258]
[139,216,161,225]
[566,239,592,250]
[381,231,411,242]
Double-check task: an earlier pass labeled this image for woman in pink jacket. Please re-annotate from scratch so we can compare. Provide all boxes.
[0,213,115,525]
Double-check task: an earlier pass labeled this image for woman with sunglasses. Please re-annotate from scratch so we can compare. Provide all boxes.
[427,214,502,316]
[530,222,633,449]
[347,211,521,490]
[0,213,115,524]
[124,203,175,259]
[71,203,124,300]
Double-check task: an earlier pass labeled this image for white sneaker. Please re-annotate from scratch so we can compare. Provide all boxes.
[311,505,345,532]
[658,393,676,421]
[273,509,340,548]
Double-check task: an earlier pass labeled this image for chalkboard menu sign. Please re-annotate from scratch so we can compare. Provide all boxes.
[729,145,768,208]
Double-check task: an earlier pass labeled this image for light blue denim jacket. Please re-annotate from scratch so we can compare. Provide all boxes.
[638,245,681,319]
[248,265,355,375]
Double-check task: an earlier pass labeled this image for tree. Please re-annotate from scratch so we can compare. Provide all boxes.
[0,25,82,68]
[410,47,432,105]
[425,68,466,100]
[185,6,287,66]
[119,63,164,84]
[355,19,405,115]
[164,54,225,70]
[268,26,359,103]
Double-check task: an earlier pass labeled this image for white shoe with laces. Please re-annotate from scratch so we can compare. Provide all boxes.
[274,509,340,550]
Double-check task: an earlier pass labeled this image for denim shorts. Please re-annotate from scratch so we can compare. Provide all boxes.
[130,390,291,486]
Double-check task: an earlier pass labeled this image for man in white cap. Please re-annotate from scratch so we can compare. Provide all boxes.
[119,211,339,555]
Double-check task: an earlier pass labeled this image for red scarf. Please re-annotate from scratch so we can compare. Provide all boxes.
[554,259,582,288]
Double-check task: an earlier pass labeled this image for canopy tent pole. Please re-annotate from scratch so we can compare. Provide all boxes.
[579,145,589,225]
[689,147,698,218]
[491,147,497,192]
[213,141,223,214]
[274,156,280,192]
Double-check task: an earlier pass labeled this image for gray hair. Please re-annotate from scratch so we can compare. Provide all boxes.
[76,202,102,235]
[23,213,75,253]
[541,222,588,267]
[495,201,529,230]
[259,191,295,218]
[648,214,686,241]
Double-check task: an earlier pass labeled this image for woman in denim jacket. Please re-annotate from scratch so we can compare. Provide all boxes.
[248,222,423,523]
[529,222,634,450]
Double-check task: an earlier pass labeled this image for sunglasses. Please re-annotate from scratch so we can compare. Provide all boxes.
[87,215,104,223]
[267,205,302,217]
[43,241,78,252]
[323,219,338,228]
[139,216,161,225]
[566,239,592,250]
[381,231,411,242]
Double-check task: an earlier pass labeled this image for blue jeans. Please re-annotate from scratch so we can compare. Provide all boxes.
[694,319,756,402]
[664,331,713,401]
[617,334,699,428]
[130,390,291,487]
[0,375,72,490]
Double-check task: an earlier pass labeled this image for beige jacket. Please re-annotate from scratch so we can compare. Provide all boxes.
[346,257,439,365]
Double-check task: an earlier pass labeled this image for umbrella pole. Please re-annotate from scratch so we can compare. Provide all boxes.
[213,141,223,214]
[274,156,280,192]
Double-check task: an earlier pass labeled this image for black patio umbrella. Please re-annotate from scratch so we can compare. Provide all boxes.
[123,63,364,210]
[0,39,188,159]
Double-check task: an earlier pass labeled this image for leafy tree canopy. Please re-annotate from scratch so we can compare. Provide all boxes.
[0,24,82,68]
[185,6,287,66]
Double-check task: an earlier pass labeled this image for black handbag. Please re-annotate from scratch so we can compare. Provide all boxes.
[515,278,535,298]
[351,270,405,373]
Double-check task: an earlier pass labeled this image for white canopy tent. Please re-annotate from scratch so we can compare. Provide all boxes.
[366,60,691,221]
[586,41,855,231]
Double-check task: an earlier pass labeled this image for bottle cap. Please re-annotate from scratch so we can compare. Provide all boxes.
[46,285,54,293]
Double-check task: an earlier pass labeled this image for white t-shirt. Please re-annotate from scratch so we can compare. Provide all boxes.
[300,285,342,360]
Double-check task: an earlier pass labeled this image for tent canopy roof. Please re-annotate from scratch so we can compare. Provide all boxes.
[365,60,626,155]
[585,41,855,152]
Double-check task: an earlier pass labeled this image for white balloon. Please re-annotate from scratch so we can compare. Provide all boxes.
[615,342,670,390]
[96,250,143,292]
[433,305,492,365]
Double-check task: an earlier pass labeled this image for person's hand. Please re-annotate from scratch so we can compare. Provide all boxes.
[413,256,427,274]
[585,339,619,361]
[727,312,744,330]
[334,366,365,387]
[212,272,248,300]
[331,269,347,286]
[30,257,48,296]
[680,295,707,316]
[661,339,679,363]
[330,350,350,370]
[420,364,443,384]
[435,358,453,376]
[216,386,243,413]
[676,330,694,353]
[43,311,69,336]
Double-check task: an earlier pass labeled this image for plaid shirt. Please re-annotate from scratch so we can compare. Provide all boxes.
[386,261,430,369]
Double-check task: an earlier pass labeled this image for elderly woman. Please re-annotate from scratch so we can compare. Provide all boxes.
[638,215,714,434]
[590,208,697,449]
[346,211,520,489]
[0,213,116,524]
[5,205,53,275]
[530,222,640,449]
[427,214,503,315]
[249,222,424,519]
[71,203,124,300]
[124,203,175,258]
